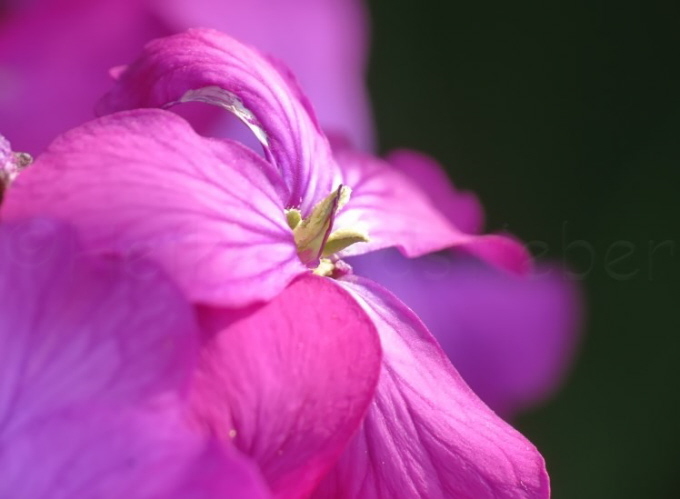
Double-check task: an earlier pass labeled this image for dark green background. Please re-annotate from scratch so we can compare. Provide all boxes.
[366,1,679,497]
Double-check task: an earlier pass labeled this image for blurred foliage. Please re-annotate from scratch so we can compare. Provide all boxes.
[366,0,679,497]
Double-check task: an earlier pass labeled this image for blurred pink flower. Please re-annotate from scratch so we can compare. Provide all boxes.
[2,29,550,497]
[0,218,270,498]
[0,0,372,154]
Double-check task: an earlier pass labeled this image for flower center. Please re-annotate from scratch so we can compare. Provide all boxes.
[286,185,368,277]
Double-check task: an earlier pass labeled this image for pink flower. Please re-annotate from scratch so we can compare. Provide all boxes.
[0,218,270,497]
[1,0,581,420]
[2,29,550,497]
[0,0,371,154]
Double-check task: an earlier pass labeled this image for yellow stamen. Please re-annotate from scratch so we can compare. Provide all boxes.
[321,228,369,257]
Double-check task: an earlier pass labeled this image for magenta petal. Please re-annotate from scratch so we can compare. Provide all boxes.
[0,0,170,154]
[386,149,485,234]
[0,219,269,497]
[98,28,339,212]
[351,249,582,417]
[167,439,271,499]
[0,218,197,431]
[314,277,550,498]
[333,148,530,274]
[1,403,271,499]
[191,274,382,498]
[2,109,304,307]
[156,0,375,151]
